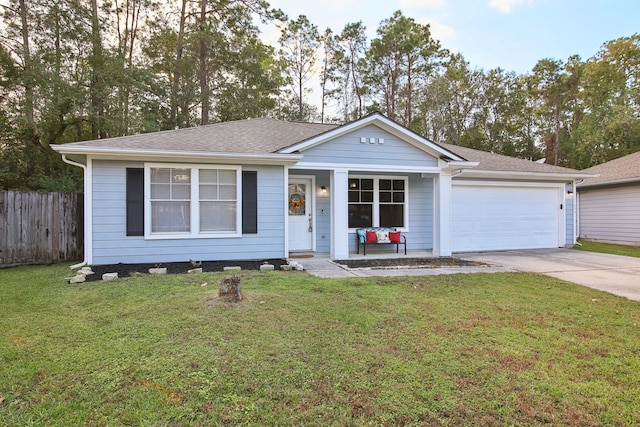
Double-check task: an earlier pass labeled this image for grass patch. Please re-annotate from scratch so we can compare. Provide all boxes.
[1,264,640,425]
[575,239,640,258]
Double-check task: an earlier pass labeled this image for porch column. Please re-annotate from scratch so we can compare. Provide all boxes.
[433,172,453,257]
[330,168,349,260]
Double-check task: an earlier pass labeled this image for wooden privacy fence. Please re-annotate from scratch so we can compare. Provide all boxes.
[0,191,83,267]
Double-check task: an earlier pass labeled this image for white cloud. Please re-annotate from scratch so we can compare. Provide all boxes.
[489,0,532,13]
[415,17,455,42]
[429,20,455,41]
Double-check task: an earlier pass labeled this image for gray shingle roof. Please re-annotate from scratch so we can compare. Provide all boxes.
[55,116,584,176]
[438,143,581,175]
[579,151,640,187]
[61,117,338,154]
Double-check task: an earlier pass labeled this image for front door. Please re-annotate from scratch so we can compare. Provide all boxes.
[288,178,313,251]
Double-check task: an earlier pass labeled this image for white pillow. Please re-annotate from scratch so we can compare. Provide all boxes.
[376,231,390,243]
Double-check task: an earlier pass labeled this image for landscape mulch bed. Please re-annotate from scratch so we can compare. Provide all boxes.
[86,259,288,282]
[335,257,487,269]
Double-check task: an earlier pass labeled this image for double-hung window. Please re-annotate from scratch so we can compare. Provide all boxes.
[145,164,241,238]
[199,169,237,232]
[348,176,407,229]
[150,168,191,233]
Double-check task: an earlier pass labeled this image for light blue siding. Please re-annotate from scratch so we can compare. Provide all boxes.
[301,125,438,168]
[565,185,575,245]
[91,160,286,265]
[407,175,434,250]
[313,171,331,253]
[346,175,434,253]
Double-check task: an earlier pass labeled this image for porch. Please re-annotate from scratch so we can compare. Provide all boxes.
[296,250,501,278]
[287,167,455,260]
[289,249,435,261]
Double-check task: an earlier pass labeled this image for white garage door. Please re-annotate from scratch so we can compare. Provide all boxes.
[452,183,563,252]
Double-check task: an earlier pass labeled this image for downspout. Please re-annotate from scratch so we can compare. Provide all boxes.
[61,155,89,269]
[574,179,583,245]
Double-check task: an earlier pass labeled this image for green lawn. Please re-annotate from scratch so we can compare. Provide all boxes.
[575,239,640,258]
[1,264,639,426]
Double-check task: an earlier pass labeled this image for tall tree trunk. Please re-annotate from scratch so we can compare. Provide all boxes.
[199,0,209,125]
[298,67,303,120]
[351,57,362,118]
[18,0,41,149]
[123,0,141,135]
[554,92,560,165]
[406,57,413,126]
[170,0,187,129]
[53,2,65,141]
[90,0,106,139]
[115,0,128,135]
[320,73,326,123]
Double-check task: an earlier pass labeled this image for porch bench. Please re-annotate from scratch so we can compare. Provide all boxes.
[356,228,407,255]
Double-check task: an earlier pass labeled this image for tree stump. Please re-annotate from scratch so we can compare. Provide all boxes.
[219,275,242,302]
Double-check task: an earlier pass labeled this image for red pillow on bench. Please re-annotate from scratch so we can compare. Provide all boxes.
[388,231,401,243]
[365,231,378,243]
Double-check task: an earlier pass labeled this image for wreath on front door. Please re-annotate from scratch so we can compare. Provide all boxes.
[289,193,305,215]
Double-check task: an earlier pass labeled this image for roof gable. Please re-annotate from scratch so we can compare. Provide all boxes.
[297,123,441,168]
[278,112,466,161]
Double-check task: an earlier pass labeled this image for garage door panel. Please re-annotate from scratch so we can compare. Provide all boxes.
[452,184,561,252]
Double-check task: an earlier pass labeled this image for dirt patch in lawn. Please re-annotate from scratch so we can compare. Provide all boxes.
[86,259,288,282]
[335,257,487,270]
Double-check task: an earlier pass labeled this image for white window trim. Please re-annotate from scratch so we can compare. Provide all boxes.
[144,163,242,239]
[348,174,409,232]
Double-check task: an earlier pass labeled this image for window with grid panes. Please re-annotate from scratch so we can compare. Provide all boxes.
[148,165,239,236]
[348,177,406,229]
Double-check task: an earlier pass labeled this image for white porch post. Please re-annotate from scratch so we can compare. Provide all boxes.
[433,171,453,257]
[330,168,349,259]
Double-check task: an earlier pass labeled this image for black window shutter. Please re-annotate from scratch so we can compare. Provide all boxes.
[242,171,258,234]
[126,168,144,236]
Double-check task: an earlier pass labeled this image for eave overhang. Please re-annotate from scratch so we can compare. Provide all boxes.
[577,177,640,189]
[452,169,598,181]
[441,161,480,173]
[50,145,303,166]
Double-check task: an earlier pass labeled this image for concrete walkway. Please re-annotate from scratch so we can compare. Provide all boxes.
[298,249,640,302]
[298,254,509,279]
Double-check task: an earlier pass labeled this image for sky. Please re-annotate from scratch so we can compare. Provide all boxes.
[260,0,639,75]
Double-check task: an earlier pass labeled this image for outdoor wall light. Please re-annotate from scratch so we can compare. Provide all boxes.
[320,185,327,195]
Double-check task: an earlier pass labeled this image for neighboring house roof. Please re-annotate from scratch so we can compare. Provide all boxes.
[439,143,586,176]
[578,151,640,188]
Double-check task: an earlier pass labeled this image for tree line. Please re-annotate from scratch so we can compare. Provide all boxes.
[1,0,638,191]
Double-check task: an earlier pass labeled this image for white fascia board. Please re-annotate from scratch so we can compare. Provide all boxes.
[290,161,443,174]
[441,161,479,172]
[577,176,640,189]
[51,146,302,166]
[453,169,597,181]
[452,179,565,189]
[278,113,466,162]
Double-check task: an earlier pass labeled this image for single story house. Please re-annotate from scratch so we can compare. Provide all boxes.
[52,112,592,266]
[577,151,640,246]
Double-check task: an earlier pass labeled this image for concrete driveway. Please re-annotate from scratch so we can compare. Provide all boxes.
[461,248,640,302]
